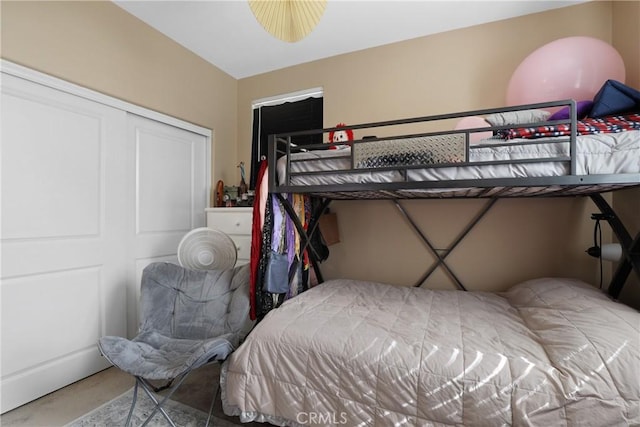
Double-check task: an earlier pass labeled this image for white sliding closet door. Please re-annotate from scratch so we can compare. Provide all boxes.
[1,74,128,413]
[0,63,211,413]
[127,114,208,336]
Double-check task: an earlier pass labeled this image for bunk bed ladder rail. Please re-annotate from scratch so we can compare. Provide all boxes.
[268,134,286,191]
[569,100,577,176]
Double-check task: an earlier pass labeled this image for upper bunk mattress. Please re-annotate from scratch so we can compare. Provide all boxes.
[276,130,640,187]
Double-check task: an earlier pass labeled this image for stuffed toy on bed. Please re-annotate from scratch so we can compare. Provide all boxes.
[327,123,353,149]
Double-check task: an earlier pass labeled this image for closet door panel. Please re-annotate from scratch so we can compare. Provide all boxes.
[0,74,128,413]
[2,94,101,240]
[136,123,194,233]
[2,269,101,374]
[127,114,208,335]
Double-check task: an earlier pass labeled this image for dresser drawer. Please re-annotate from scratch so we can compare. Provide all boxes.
[232,235,252,261]
[206,208,252,235]
[205,208,253,267]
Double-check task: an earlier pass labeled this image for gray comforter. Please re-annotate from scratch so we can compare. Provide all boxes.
[222,277,639,426]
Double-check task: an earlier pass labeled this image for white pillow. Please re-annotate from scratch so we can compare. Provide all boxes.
[485,109,551,126]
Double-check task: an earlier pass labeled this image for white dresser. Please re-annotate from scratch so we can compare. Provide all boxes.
[205,207,253,266]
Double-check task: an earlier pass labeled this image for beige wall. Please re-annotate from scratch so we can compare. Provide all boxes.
[1,0,238,187]
[237,2,615,158]
[2,1,637,299]
[612,1,640,308]
[238,1,638,295]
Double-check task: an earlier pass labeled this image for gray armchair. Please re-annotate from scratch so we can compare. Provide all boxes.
[98,262,253,427]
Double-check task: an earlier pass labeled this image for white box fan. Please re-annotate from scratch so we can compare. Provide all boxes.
[177,227,237,271]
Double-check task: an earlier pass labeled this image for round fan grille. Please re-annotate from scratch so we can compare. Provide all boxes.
[177,227,237,271]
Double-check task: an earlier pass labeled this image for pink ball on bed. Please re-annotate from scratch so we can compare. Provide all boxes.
[506,37,626,107]
[454,116,493,144]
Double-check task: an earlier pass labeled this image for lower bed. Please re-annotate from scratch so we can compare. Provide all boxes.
[222,277,639,426]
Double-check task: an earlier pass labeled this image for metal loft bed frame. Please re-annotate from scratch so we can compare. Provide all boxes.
[266,100,640,299]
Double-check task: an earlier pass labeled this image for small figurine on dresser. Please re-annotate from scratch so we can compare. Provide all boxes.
[238,162,250,206]
[216,180,225,207]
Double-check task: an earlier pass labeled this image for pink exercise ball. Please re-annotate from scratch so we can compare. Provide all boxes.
[454,116,492,144]
[506,36,625,106]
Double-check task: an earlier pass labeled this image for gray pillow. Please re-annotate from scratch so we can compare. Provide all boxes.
[485,109,551,126]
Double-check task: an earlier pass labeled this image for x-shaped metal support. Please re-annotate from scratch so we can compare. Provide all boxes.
[393,198,497,290]
[590,193,640,299]
[274,193,331,284]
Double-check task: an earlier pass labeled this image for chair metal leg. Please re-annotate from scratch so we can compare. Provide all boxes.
[137,372,193,427]
[205,378,220,427]
[125,381,139,427]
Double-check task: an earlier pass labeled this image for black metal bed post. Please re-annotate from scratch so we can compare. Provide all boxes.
[274,193,331,285]
[569,99,577,176]
[589,193,640,299]
[267,134,279,191]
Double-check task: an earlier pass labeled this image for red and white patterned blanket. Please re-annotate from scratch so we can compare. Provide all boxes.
[500,113,640,139]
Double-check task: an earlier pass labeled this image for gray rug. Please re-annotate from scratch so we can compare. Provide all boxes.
[65,388,240,427]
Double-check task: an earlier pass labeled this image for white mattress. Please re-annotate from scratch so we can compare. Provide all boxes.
[277,131,640,187]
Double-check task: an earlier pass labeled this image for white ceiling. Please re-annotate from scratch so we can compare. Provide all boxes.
[114,0,586,80]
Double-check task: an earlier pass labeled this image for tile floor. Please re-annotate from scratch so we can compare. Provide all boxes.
[0,364,256,426]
